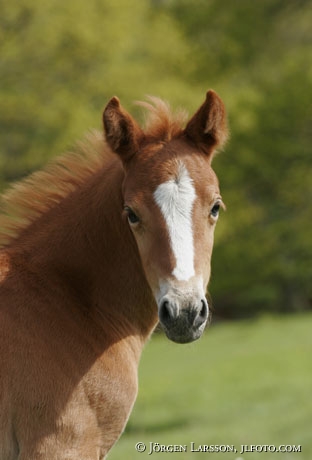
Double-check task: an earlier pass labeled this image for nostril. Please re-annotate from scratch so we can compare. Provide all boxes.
[193,299,208,328]
[159,299,178,328]
[199,299,208,319]
[160,300,171,324]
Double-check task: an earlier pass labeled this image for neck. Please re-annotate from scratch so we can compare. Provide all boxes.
[10,157,158,349]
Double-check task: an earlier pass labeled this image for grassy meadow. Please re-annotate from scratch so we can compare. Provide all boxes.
[109,314,312,459]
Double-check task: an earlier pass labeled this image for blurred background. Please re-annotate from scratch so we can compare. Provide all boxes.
[1,0,311,319]
[1,1,311,458]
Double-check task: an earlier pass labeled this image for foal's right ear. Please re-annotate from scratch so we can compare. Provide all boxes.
[103,97,144,165]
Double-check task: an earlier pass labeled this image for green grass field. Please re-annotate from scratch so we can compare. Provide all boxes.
[108,314,312,459]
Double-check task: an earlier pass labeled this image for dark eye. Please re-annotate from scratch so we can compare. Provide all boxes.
[125,207,140,225]
[210,203,220,218]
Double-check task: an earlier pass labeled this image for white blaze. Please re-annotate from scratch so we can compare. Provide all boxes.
[153,163,196,281]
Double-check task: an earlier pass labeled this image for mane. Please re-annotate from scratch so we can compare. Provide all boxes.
[137,96,188,142]
[0,97,188,248]
[0,131,106,248]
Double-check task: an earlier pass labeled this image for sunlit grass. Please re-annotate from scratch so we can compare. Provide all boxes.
[109,314,312,459]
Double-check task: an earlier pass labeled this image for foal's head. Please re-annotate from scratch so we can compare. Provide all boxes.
[104,91,228,343]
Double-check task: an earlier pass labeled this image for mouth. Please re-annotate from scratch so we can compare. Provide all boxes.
[156,280,210,344]
[163,329,203,344]
[160,314,209,344]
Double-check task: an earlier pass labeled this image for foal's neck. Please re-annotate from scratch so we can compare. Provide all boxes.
[12,157,158,348]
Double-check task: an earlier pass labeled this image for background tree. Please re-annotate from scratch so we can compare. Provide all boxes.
[1,0,311,316]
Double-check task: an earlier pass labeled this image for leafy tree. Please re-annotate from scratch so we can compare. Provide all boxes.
[168,0,312,315]
[1,0,311,315]
[0,0,193,184]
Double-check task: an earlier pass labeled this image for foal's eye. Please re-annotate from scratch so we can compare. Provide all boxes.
[124,207,140,225]
[210,203,221,219]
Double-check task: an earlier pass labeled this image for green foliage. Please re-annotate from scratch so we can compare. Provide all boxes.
[0,0,193,180]
[1,0,311,314]
[109,314,312,459]
[168,0,312,315]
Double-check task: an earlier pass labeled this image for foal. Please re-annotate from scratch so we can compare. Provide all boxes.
[0,91,227,459]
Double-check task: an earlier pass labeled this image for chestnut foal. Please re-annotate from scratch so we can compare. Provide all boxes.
[0,91,227,459]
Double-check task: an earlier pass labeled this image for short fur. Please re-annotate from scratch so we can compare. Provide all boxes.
[0,92,227,459]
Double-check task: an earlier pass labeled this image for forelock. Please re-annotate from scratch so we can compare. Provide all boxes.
[135,96,188,142]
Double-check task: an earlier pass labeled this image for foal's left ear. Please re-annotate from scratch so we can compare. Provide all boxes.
[103,97,144,165]
[184,90,228,158]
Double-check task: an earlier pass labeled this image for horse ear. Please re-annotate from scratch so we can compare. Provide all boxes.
[103,97,144,164]
[184,90,228,157]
